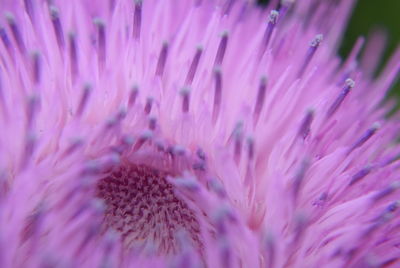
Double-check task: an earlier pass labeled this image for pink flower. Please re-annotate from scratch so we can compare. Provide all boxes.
[0,0,399,267]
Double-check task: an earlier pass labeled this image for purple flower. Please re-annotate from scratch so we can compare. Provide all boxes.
[0,0,399,267]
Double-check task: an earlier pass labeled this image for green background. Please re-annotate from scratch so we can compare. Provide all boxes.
[258,0,400,98]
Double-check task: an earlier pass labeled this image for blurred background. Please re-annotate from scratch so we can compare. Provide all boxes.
[258,0,400,100]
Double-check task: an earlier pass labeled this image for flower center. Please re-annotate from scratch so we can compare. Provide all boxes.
[95,163,202,255]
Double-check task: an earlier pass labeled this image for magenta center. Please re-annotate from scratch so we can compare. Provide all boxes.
[96,164,202,254]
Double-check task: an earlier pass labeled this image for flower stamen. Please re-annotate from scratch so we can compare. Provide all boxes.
[347,123,380,155]
[6,14,25,54]
[76,84,92,118]
[297,34,323,78]
[144,97,153,114]
[94,19,106,67]
[212,68,222,123]
[253,76,267,125]
[297,109,314,139]
[180,87,191,113]
[68,33,79,79]
[156,42,169,77]
[133,0,142,40]
[49,6,65,49]
[215,31,228,66]
[186,46,203,85]
[326,78,355,118]
[261,10,279,54]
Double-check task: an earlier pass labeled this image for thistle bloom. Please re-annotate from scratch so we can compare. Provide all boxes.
[0,0,399,267]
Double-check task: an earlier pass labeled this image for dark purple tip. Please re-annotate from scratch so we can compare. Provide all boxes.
[32,52,41,85]
[21,133,37,170]
[68,33,79,79]
[133,0,142,40]
[212,68,222,123]
[94,19,106,66]
[128,85,139,108]
[185,46,203,85]
[180,87,190,113]
[373,182,400,202]
[233,123,243,164]
[25,94,39,130]
[298,109,314,139]
[155,42,168,77]
[6,14,25,54]
[292,158,310,202]
[247,137,254,161]
[348,165,373,186]
[347,123,380,154]
[49,6,65,49]
[253,76,267,125]
[116,107,127,121]
[144,97,153,114]
[195,149,206,162]
[215,32,228,66]
[0,27,12,52]
[105,108,127,129]
[76,84,92,117]
[379,201,400,219]
[148,117,157,130]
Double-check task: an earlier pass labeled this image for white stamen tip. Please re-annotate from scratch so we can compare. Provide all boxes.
[268,10,279,24]
[345,78,356,88]
[310,34,323,47]
[372,122,381,129]
[180,87,191,96]
[93,18,105,26]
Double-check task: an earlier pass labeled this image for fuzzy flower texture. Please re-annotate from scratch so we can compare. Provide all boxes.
[0,0,400,267]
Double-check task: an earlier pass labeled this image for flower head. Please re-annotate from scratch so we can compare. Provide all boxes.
[0,0,399,267]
